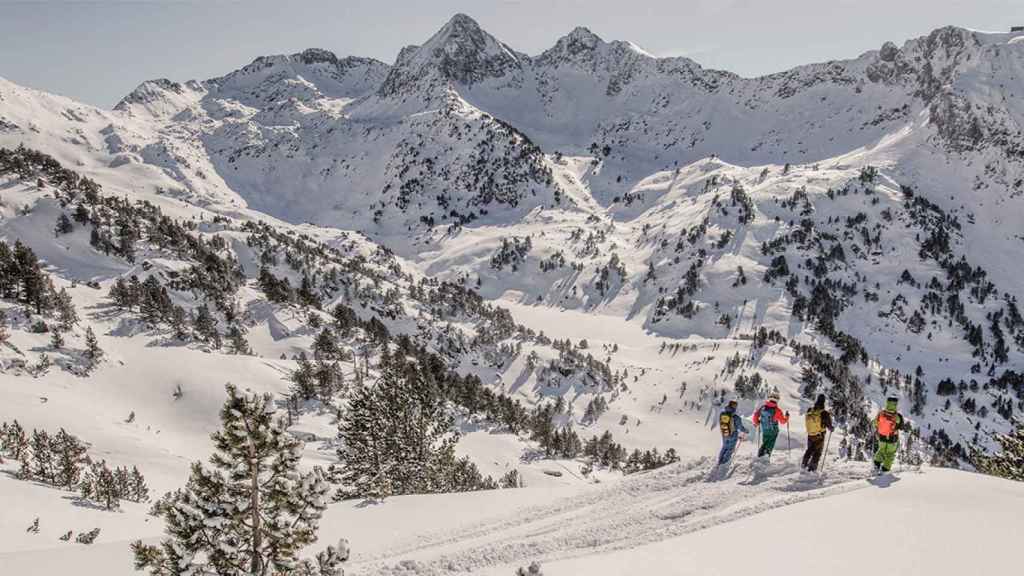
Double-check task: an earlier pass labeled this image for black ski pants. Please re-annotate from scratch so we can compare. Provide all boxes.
[802,433,826,471]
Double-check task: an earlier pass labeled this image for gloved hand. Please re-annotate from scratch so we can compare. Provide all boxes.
[785,411,790,418]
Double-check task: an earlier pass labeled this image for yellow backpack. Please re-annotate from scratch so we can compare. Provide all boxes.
[806,409,824,436]
[719,413,734,437]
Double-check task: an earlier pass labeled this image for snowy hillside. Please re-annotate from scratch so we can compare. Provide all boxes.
[2,455,1022,575]
[0,12,1022,576]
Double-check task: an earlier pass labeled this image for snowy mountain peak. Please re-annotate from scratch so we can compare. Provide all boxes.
[444,12,485,33]
[378,13,523,96]
[296,47,341,65]
[114,77,205,118]
[557,26,606,53]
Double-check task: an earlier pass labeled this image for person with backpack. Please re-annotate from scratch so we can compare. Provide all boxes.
[752,390,789,459]
[718,399,748,465]
[802,394,834,472]
[873,397,905,473]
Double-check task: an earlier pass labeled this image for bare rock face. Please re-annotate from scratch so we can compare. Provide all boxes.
[879,41,900,62]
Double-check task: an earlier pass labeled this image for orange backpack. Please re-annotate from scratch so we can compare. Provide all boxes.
[878,411,898,437]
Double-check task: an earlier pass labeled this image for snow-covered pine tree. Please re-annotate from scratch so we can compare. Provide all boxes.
[336,353,471,498]
[226,324,252,355]
[290,352,317,401]
[54,213,74,236]
[975,426,1024,481]
[1,420,28,460]
[76,527,101,545]
[132,383,346,576]
[52,428,87,490]
[314,359,344,403]
[129,465,149,502]
[55,287,78,330]
[80,459,120,510]
[192,303,221,347]
[114,465,131,498]
[84,326,103,364]
[50,328,64,349]
[27,429,54,482]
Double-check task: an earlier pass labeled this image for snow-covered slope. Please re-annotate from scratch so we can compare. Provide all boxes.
[2,456,1020,575]
[0,13,1023,576]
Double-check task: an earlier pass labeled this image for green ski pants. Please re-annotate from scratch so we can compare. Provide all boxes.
[758,429,779,458]
[874,439,898,471]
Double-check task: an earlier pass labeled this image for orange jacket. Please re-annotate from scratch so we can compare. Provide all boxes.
[753,400,789,427]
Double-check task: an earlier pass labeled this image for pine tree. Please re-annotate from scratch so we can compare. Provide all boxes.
[84,326,103,364]
[52,428,87,490]
[80,459,120,510]
[54,213,74,236]
[28,429,55,483]
[13,241,48,314]
[76,527,101,544]
[336,357,458,498]
[132,384,346,576]
[73,203,90,224]
[313,328,338,361]
[297,275,321,309]
[192,303,221,347]
[1,420,28,460]
[55,287,78,330]
[289,352,316,401]
[314,359,343,403]
[975,426,1024,481]
[226,324,251,355]
[168,305,189,341]
[129,465,149,502]
[50,328,65,349]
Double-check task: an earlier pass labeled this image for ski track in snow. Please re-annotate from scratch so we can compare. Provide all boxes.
[349,457,876,575]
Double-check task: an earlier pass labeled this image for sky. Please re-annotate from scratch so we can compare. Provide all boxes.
[1,0,1023,108]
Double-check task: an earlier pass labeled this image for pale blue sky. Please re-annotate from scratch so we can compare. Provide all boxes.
[2,0,1023,108]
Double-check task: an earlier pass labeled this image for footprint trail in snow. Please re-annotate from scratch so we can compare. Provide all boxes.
[349,456,880,575]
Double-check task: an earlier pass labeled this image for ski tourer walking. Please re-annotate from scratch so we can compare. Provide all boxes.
[752,391,789,459]
[718,399,748,465]
[873,397,905,473]
[802,394,834,472]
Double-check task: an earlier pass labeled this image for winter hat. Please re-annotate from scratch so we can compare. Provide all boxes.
[814,394,826,409]
[768,389,780,401]
[885,397,898,411]
[727,398,738,407]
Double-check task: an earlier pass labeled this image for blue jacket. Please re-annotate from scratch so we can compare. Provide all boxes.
[720,407,748,441]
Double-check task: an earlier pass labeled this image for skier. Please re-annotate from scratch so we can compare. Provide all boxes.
[873,397,905,474]
[801,394,834,472]
[717,399,748,465]
[752,390,789,459]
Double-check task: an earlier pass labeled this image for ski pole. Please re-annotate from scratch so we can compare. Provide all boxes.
[819,430,832,473]
[787,421,791,457]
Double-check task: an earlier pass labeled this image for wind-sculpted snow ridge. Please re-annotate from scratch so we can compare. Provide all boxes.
[349,457,877,575]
